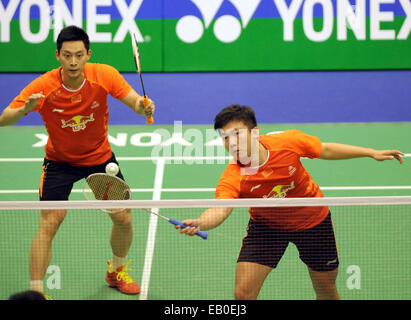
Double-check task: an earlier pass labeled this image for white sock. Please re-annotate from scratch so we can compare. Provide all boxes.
[30,280,44,293]
[112,255,126,270]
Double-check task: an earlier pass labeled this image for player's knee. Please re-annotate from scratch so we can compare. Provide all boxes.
[111,210,132,226]
[311,274,338,299]
[313,284,339,300]
[314,280,337,294]
[39,210,66,238]
[234,286,257,300]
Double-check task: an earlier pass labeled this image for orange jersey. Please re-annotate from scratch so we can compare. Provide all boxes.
[215,130,329,231]
[9,63,132,166]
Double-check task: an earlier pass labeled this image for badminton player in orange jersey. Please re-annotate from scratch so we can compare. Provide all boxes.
[0,26,155,297]
[178,105,404,300]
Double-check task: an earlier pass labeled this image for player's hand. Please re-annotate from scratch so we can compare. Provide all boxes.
[138,96,155,117]
[176,219,201,236]
[372,150,404,164]
[24,92,45,113]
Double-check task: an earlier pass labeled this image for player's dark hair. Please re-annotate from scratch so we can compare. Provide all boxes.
[57,26,90,53]
[214,104,257,131]
[9,290,46,300]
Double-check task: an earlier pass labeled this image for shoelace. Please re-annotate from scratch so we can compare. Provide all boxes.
[115,260,134,284]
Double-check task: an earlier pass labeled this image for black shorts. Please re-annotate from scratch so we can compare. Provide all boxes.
[39,153,125,201]
[237,212,339,272]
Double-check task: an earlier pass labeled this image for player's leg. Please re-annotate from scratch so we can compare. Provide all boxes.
[105,208,139,293]
[105,208,139,295]
[293,211,340,300]
[95,154,133,265]
[93,154,139,294]
[234,262,272,300]
[307,267,339,300]
[108,209,133,264]
[235,219,288,299]
[29,159,75,294]
[29,209,67,287]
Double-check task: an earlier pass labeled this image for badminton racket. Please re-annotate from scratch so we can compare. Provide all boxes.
[83,173,131,214]
[144,208,208,240]
[131,32,153,124]
[83,173,208,240]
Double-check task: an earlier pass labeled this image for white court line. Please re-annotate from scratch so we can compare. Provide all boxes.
[139,158,165,301]
[1,186,411,195]
[0,154,409,163]
[0,156,232,162]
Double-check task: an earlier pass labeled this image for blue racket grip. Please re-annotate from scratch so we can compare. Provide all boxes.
[169,219,208,240]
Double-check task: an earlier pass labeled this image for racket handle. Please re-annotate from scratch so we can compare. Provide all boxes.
[143,96,154,124]
[169,219,208,240]
[146,116,154,124]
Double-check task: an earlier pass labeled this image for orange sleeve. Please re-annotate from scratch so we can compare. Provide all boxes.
[215,164,241,199]
[285,130,322,159]
[9,75,48,112]
[93,64,132,100]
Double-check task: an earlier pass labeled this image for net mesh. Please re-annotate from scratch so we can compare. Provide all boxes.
[1,196,410,300]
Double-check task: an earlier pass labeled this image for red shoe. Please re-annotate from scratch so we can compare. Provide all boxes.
[105,260,140,295]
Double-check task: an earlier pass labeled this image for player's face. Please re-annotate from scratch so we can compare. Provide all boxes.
[56,41,91,79]
[220,120,259,166]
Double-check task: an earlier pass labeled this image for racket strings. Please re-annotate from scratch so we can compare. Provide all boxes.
[85,174,131,201]
[83,173,131,214]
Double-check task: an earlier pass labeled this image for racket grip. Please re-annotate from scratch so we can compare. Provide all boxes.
[146,115,154,124]
[143,96,154,124]
[169,219,208,240]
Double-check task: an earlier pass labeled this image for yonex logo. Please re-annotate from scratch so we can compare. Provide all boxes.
[0,0,146,43]
[176,0,261,43]
[175,0,411,44]
[345,4,364,37]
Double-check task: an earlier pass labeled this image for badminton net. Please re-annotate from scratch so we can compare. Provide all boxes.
[0,196,410,300]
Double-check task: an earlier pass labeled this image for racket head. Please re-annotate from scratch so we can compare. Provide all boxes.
[83,173,131,214]
[131,33,142,74]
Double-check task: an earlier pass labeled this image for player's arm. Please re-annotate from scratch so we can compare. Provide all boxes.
[320,142,404,164]
[178,207,234,236]
[178,169,239,235]
[0,105,27,126]
[0,92,44,127]
[120,89,154,117]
